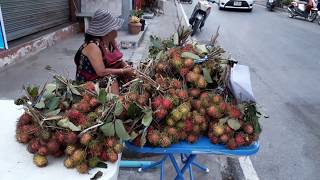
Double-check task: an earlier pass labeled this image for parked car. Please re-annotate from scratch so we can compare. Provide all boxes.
[218,0,255,11]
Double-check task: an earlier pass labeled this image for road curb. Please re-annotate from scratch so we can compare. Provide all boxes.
[0,23,79,70]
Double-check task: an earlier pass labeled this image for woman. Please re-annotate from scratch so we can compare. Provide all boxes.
[74,9,135,94]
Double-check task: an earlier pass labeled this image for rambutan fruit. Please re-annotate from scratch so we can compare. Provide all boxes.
[209,136,219,144]
[186,72,199,83]
[199,108,206,115]
[65,145,76,156]
[192,125,201,134]
[82,94,92,102]
[84,81,95,92]
[88,157,99,168]
[184,58,194,68]
[100,151,109,161]
[177,90,188,100]
[64,132,78,144]
[179,68,189,77]
[162,98,173,110]
[170,79,182,89]
[243,124,254,134]
[178,131,188,140]
[235,133,245,146]
[80,133,92,145]
[187,134,198,143]
[78,102,91,113]
[224,125,233,134]
[192,66,202,74]
[194,115,205,125]
[200,121,208,131]
[188,88,201,98]
[166,118,175,126]
[54,131,65,144]
[19,113,33,125]
[226,138,238,150]
[155,108,167,120]
[167,127,178,137]
[52,150,64,158]
[184,119,193,132]
[38,146,49,156]
[47,139,60,154]
[89,98,98,108]
[159,135,171,148]
[192,100,202,110]
[33,154,48,167]
[219,134,230,144]
[128,92,139,101]
[138,95,148,106]
[16,133,31,144]
[27,139,41,154]
[196,76,207,89]
[87,112,98,122]
[76,163,89,174]
[108,150,118,163]
[212,95,223,104]
[113,144,123,154]
[147,130,160,146]
[168,88,177,96]
[176,121,185,130]
[71,149,86,163]
[64,157,74,168]
[105,137,117,148]
[212,124,224,136]
[219,102,228,113]
[207,106,220,118]
[199,92,209,100]
[229,106,241,119]
[40,130,51,141]
[67,109,81,121]
[152,96,163,109]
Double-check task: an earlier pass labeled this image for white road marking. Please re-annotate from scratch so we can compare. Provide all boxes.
[238,157,260,180]
[177,2,260,180]
[178,1,190,25]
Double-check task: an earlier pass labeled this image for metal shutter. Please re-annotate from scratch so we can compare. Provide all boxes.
[1,0,70,41]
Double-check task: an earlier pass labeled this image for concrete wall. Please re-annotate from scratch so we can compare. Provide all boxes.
[81,0,122,16]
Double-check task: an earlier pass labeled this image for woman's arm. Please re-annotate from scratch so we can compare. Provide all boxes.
[83,43,126,77]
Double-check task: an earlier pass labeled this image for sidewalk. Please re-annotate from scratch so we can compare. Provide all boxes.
[0,0,234,179]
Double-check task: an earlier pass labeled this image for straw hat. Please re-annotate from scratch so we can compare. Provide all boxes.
[87,9,124,36]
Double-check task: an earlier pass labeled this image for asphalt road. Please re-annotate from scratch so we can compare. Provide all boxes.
[182,2,320,180]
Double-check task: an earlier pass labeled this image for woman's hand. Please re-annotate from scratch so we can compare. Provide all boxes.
[123,67,136,77]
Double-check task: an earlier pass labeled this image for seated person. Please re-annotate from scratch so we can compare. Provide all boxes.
[74,9,135,94]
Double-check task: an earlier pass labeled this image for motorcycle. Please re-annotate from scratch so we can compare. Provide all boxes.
[189,0,214,36]
[266,0,276,11]
[288,0,318,22]
[180,0,193,4]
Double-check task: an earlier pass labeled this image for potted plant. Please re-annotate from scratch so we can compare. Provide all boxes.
[131,9,145,31]
[128,16,142,34]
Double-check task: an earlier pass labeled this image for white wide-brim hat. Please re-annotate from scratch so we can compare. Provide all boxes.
[87,9,124,36]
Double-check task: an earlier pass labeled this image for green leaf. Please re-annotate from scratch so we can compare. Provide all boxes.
[219,117,229,125]
[57,118,81,131]
[115,119,131,140]
[130,131,139,140]
[128,103,142,119]
[100,122,115,137]
[142,109,153,127]
[114,101,123,116]
[181,52,200,60]
[35,99,45,109]
[140,128,147,147]
[155,50,163,60]
[96,162,108,169]
[43,83,56,97]
[46,96,60,111]
[202,67,213,83]
[98,89,107,104]
[27,86,39,99]
[227,119,241,131]
[94,83,100,94]
[173,32,179,45]
[70,85,81,96]
[45,108,61,116]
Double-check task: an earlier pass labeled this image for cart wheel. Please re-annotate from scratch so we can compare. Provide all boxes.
[138,168,142,172]
[205,168,210,173]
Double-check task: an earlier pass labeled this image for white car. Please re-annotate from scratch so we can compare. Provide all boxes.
[218,0,255,11]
